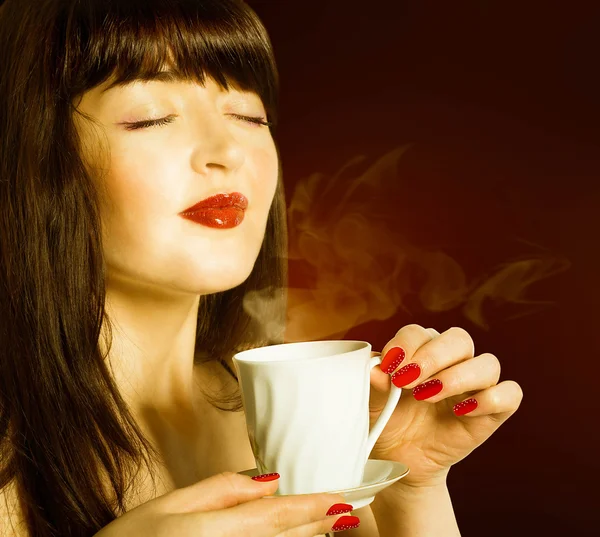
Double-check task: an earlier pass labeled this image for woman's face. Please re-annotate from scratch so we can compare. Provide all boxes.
[74,74,279,297]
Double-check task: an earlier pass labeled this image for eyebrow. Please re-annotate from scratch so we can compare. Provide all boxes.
[100,70,185,94]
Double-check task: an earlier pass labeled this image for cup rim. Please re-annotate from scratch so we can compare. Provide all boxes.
[232,339,370,364]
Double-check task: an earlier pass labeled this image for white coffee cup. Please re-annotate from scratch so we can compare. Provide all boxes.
[232,340,402,495]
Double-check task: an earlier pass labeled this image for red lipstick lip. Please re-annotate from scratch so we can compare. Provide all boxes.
[180,192,248,214]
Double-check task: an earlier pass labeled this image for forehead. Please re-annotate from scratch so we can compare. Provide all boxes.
[78,70,261,111]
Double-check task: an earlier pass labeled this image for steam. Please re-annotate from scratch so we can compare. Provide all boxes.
[245,145,570,342]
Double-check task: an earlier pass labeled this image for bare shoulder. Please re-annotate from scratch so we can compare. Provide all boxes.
[0,481,27,537]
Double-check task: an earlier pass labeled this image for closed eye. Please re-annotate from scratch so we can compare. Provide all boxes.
[230,113,274,127]
[123,114,275,131]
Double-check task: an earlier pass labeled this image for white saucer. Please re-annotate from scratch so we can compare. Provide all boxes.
[239,459,410,510]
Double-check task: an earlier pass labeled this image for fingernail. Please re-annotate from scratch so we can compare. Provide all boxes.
[454,398,478,416]
[380,346,406,374]
[391,363,421,387]
[331,515,360,532]
[326,503,354,516]
[251,473,280,482]
[412,379,443,400]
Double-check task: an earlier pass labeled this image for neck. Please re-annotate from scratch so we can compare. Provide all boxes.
[99,276,203,423]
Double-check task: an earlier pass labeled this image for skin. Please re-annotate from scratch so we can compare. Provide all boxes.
[73,71,524,536]
[369,325,523,489]
[73,72,278,471]
[335,325,524,536]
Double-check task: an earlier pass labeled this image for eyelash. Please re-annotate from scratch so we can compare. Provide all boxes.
[124,114,274,131]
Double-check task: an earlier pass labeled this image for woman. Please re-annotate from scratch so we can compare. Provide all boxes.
[0,0,523,535]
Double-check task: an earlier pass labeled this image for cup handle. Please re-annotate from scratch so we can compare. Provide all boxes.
[365,355,403,460]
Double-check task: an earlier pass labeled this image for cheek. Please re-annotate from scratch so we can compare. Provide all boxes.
[105,150,176,210]
[104,137,188,216]
[251,144,279,212]
[99,149,184,255]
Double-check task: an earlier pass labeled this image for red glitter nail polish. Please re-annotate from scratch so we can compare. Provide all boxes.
[412,379,443,400]
[380,346,406,374]
[251,472,280,482]
[453,398,478,416]
[331,515,360,532]
[391,363,421,388]
[326,503,354,516]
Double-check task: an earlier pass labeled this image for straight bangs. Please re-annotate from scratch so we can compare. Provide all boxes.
[62,0,279,126]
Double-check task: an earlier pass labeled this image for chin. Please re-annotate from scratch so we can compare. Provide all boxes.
[195,264,255,295]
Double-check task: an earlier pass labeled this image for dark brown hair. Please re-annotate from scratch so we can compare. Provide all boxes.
[0,0,287,534]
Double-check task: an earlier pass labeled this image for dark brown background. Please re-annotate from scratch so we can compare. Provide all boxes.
[249,1,599,536]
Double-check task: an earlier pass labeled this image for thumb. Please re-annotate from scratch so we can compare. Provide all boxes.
[158,471,280,514]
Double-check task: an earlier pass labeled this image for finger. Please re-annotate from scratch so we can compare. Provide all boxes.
[425,327,441,338]
[388,326,475,390]
[277,513,360,537]
[370,327,440,392]
[409,352,501,403]
[159,471,281,514]
[190,492,350,537]
[370,325,436,409]
[378,324,436,375]
[452,380,524,422]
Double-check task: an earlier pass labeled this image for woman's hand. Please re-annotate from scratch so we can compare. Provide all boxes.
[94,472,356,537]
[369,324,524,488]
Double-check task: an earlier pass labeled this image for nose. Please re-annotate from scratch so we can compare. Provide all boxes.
[189,110,246,175]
